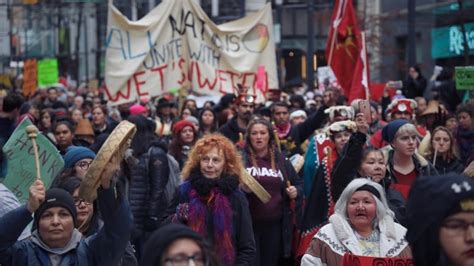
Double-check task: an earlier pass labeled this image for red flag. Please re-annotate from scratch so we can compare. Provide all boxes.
[326,0,369,103]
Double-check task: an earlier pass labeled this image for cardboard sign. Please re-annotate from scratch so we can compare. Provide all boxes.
[1,118,64,203]
[104,0,278,106]
[0,74,12,90]
[341,253,414,266]
[38,59,59,87]
[23,59,37,97]
[455,66,474,90]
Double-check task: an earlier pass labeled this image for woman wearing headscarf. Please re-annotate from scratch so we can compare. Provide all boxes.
[241,118,303,265]
[301,179,412,265]
[405,174,474,266]
[166,134,256,265]
[331,113,406,222]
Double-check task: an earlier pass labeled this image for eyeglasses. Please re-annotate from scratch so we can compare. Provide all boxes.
[441,219,474,235]
[163,253,206,266]
[200,156,222,166]
[73,198,92,207]
[75,161,92,170]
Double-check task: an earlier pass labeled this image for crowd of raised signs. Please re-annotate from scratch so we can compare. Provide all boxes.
[0,66,473,266]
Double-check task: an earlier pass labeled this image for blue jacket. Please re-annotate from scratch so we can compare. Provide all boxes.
[0,187,133,266]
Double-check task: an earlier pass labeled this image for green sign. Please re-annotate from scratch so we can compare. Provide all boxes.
[37,59,59,87]
[1,118,64,203]
[431,23,474,59]
[456,66,474,90]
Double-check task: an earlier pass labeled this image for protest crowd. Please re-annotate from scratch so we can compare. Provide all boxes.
[1,66,474,266]
[1,0,474,266]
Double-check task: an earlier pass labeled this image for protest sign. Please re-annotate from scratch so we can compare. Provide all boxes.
[0,74,12,90]
[104,0,278,106]
[455,66,474,90]
[1,118,64,203]
[341,253,414,266]
[23,59,37,97]
[38,59,59,87]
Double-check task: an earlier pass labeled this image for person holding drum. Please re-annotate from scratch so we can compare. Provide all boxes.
[0,158,132,265]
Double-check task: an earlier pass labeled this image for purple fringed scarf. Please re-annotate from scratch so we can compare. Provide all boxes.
[188,187,235,266]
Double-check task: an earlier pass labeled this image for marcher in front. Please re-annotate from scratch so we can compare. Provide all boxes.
[301,179,411,265]
[405,174,474,266]
[0,160,132,265]
[166,133,256,266]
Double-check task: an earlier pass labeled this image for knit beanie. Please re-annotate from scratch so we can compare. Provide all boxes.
[172,120,196,135]
[63,146,96,169]
[34,188,77,228]
[381,119,409,143]
[129,104,147,115]
[141,223,205,266]
[405,174,474,266]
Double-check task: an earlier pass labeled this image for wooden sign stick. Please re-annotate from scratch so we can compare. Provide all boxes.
[25,125,42,180]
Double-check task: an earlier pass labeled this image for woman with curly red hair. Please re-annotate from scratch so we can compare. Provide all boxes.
[166,133,256,266]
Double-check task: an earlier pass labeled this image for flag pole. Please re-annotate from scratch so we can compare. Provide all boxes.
[361,31,370,100]
[327,0,345,66]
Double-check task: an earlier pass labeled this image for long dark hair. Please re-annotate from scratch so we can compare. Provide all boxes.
[198,107,218,133]
[127,115,158,156]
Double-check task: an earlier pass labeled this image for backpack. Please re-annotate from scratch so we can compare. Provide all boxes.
[145,146,181,205]
[164,154,181,204]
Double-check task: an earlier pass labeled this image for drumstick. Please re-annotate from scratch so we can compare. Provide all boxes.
[25,125,42,180]
[433,147,438,167]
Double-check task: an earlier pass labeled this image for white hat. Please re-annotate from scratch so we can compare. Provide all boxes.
[290,110,307,120]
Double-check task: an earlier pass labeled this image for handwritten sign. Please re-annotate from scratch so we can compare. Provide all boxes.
[38,59,59,87]
[341,253,414,266]
[455,66,474,90]
[23,59,37,97]
[1,118,64,203]
[104,0,278,106]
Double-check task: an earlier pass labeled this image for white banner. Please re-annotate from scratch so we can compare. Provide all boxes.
[104,0,278,105]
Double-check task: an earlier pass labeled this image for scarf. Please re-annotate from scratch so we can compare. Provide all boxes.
[186,172,239,266]
[275,122,291,139]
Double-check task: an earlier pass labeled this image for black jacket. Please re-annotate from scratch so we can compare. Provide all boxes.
[219,117,245,143]
[128,143,170,232]
[432,157,464,175]
[280,106,327,156]
[385,149,438,183]
[403,75,427,99]
[331,132,406,222]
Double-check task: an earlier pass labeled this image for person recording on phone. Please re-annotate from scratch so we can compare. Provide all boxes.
[403,65,427,99]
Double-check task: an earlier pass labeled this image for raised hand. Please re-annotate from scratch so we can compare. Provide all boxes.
[27,179,46,213]
[101,156,121,190]
[355,113,369,134]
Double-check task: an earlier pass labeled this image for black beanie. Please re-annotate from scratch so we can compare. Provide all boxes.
[34,188,77,228]
[405,174,474,266]
[141,223,205,266]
